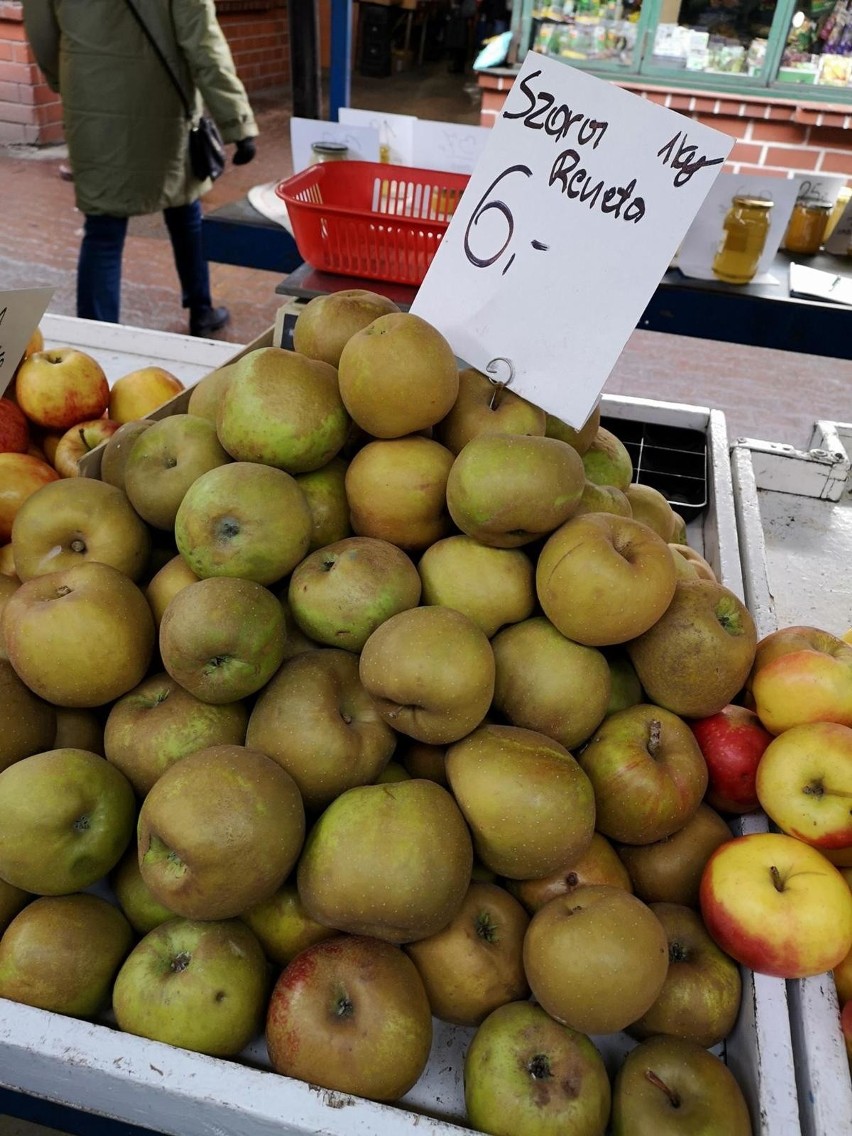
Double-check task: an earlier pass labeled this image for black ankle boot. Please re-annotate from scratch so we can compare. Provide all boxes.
[190,305,230,337]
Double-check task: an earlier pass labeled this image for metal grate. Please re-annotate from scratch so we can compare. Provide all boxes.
[601,416,709,523]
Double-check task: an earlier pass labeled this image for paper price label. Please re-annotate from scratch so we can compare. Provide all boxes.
[0,288,53,396]
[411,52,734,428]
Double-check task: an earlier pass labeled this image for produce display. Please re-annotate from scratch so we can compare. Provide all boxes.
[0,292,851,1135]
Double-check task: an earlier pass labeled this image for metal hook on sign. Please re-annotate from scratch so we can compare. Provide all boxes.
[485,356,515,409]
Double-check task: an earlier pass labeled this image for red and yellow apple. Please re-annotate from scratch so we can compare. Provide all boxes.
[14,347,109,430]
[750,625,852,734]
[52,417,121,478]
[0,453,60,542]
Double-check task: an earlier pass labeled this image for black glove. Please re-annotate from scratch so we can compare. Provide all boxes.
[233,137,256,166]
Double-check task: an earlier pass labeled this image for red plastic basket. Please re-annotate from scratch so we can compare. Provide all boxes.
[275,161,470,286]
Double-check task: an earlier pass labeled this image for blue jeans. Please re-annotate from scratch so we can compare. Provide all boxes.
[77,200,212,324]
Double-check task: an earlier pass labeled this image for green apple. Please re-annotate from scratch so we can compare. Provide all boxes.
[611,1035,752,1135]
[295,457,351,551]
[287,536,421,651]
[627,578,757,718]
[104,672,248,796]
[0,657,56,773]
[159,575,287,704]
[625,483,677,540]
[99,418,154,491]
[241,879,338,966]
[572,479,633,517]
[217,346,349,474]
[605,649,644,715]
[113,917,270,1056]
[123,413,230,530]
[345,435,454,552]
[446,432,585,549]
[446,723,596,879]
[337,311,459,438]
[359,605,495,744]
[2,561,155,708]
[437,366,546,454]
[292,288,400,366]
[404,881,530,1026]
[537,512,677,647]
[524,885,669,1034]
[266,934,432,1101]
[10,475,151,583]
[417,535,535,638]
[0,747,136,893]
[138,744,305,920]
[464,1001,611,1136]
[578,703,708,845]
[109,842,175,934]
[297,778,473,943]
[174,461,312,585]
[581,426,633,490]
[491,616,611,749]
[627,901,742,1048]
[246,647,396,811]
[0,893,133,1017]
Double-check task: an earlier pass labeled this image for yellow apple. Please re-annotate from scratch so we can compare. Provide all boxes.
[52,417,121,477]
[108,367,185,424]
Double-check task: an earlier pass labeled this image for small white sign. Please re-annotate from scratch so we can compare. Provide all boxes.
[289,117,379,172]
[676,172,799,283]
[411,52,733,429]
[0,287,53,395]
[338,107,416,166]
[412,119,490,174]
[824,197,852,255]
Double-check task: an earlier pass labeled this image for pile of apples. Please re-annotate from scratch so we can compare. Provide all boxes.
[0,289,851,1136]
[0,326,186,543]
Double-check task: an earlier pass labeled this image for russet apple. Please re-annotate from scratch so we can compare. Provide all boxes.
[624,482,677,540]
[2,561,155,707]
[755,720,852,850]
[292,288,400,366]
[108,366,185,424]
[358,605,495,744]
[297,778,473,943]
[345,435,454,552]
[0,657,56,773]
[491,616,611,749]
[669,542,717,582]
[690,703,772,814]
[337,311,459,438]
[0,398,29,454]
[98,419,154,490]
[159,575,287,704]
[240,880,338,966]
[446,432,585,548]
[537,512,677,646]
[627,578,757,719]
[52,707,104,755]
[216,346,349,474]
[0,453,60,542]
[138,744,305,920]
[109,843,175,934]
[294,457,351,551]
[123,413,231,530]
[15,347,109,430]
[186,362,236,423]
[545,402,601,454]
[572,479,633,517]
[0,878,30,935]
[446,723,596,880]
[52,417,120,477]
[581,425,633,490]
[174,461,312,585]
[506,831,633,913]
[266,934,433,1101]
[246,647,396,810]
[144,554,200,626]
[287,535,421,651]
[699,831,852,979]
[113,917,269,1056]
[749,624,852,733]
[0,747,136,893]
[404,881,530,1025]
[523,885,669,1034]
[436,366,546,454]
[10,475,150,583]
[578,703,708,845]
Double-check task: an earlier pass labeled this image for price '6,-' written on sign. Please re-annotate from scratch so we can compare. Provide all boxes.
[411,52,734,430]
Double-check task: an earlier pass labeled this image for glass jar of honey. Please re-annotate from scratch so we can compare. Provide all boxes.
[310,142,349,164]
[782,198,833,255]
[824,186,852,244]
[712,196,774,284]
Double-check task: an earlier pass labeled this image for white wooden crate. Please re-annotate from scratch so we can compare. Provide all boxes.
[732,431,852,1136]
[0,321,802,1135]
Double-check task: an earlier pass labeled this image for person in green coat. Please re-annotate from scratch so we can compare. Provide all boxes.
[23,0,259,336]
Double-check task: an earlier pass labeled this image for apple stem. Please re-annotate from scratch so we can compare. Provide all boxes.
[645,1068,680,1108]
[647,719,662,757]
[770,864,784,892]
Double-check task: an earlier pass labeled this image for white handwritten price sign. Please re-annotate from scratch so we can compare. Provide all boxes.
[411,53,734,428]
[0,288,53,396]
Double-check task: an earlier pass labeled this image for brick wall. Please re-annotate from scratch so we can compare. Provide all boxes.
[0,0,289,147]
[479,71,852,185]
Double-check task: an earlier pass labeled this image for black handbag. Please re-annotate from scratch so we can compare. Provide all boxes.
[124,0,225,182]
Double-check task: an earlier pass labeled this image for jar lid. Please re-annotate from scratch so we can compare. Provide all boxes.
[311,141,349,156]
[797,199,833,212]
[732,196,775,209]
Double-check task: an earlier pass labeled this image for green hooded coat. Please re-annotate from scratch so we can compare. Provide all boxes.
[23,0,258,216]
